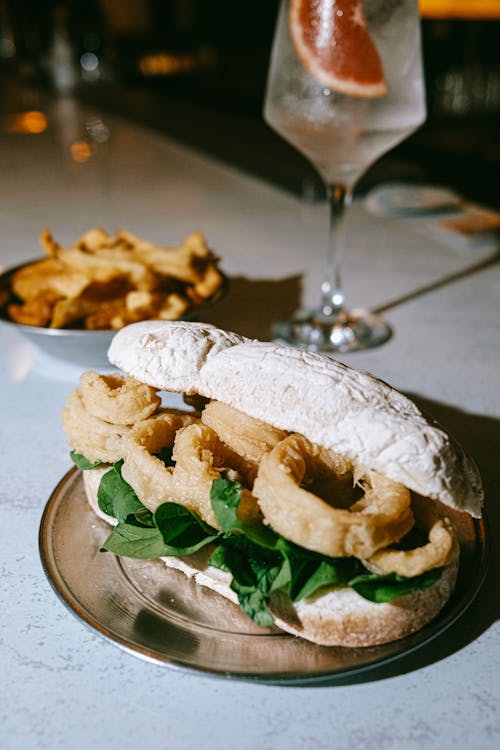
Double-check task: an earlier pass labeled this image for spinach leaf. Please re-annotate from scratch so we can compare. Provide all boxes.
[134,506,156,528]
[210,477,243,531]
[100,506,218,560]
[210,478,279,548]
[97,461,144,521]
[154,503,219,555]
[209,479,443,622]
[267,538,359,601]
[101,518,168,559]
[289,557,357,601]
[98,470,220,558]
[210,535,281,627]
[349,568,443,603]
[208,544,229,571]
[70,450,103,470]
[231,582,275,628]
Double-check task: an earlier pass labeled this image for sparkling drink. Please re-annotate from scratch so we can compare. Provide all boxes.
[264,0,426,351]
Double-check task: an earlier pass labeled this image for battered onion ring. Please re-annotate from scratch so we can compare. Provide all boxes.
[62,390,132,463]
[201,400,288,484]
[121,421,261,529]
[253,434,414,559]
[79,371,161,425]
[130,410,197,453]
[364,496,459,577]
[62,380,191,465]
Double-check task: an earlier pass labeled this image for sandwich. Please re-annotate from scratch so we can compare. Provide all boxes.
[61,321,483,647]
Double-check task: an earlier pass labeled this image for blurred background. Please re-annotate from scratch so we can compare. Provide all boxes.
[1,0,499,207]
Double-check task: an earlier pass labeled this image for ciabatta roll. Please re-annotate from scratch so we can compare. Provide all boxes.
[61,321,482,647]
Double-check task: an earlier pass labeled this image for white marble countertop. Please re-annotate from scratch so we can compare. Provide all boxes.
[0,98,499,750]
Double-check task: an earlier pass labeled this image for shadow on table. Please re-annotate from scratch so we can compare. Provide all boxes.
[201,274,302,340]
[204,250,500,340]
[373,250,500,314]
[204,248,500,342]
[305,396,500,688]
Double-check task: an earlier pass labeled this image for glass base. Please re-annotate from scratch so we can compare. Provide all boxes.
[272,308,392,353]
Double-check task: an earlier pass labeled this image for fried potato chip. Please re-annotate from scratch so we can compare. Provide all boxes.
[6,227,224,330]
[11,258,89,301]
[8,291,60,327]
[190,266,224,301]
[83,300,129,330]
[125,289,158,315]
[50,277,130,328]
[157,293,190,320]
[76,227,112,251]
[39,228,61,258]
[131,231,218,284]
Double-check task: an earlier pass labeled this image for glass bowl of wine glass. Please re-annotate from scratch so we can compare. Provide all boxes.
[264,0,426,352]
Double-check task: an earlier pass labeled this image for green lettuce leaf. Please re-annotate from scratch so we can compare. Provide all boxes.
[210,477,280,548]
[209,534,282,626]
[349,568,443,603]
[97,461,144,521]
[101,518,168,558]
[98,463,219,558]
[154,502,219,555]
[70,450,104,470]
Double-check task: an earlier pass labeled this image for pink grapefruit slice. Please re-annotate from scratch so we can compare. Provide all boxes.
[289,0,388,98]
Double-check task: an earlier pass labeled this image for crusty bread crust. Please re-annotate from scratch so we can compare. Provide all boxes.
[82,467,458,647]
[108,321,483,516]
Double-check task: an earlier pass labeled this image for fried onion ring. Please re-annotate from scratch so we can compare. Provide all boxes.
[79,371,161,425]
[130,410,197,452]
[364,496,459,577]
[62,390,132,464]
[121,422,261,528]
[201,400,288,484]
[253,434,414,558]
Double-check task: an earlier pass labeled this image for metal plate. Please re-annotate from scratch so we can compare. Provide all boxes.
[39,468,488,684]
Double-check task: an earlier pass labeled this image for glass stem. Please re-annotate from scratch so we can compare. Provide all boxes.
[320,183,351,319]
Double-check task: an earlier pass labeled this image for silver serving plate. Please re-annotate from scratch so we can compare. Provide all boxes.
[39,468,488,684]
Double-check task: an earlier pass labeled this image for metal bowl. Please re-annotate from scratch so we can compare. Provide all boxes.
[0,260,227,370]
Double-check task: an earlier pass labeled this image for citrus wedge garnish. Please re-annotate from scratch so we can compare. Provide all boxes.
[290,0,388,98]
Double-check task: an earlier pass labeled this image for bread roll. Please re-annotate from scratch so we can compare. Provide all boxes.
[108,321,483,516]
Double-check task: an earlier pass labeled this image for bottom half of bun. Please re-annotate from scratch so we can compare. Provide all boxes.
[83,468,458,648]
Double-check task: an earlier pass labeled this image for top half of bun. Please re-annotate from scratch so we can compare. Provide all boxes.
[107,321,483,517]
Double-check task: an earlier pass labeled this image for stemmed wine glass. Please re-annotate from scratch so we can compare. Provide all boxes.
[264,0,426,352]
